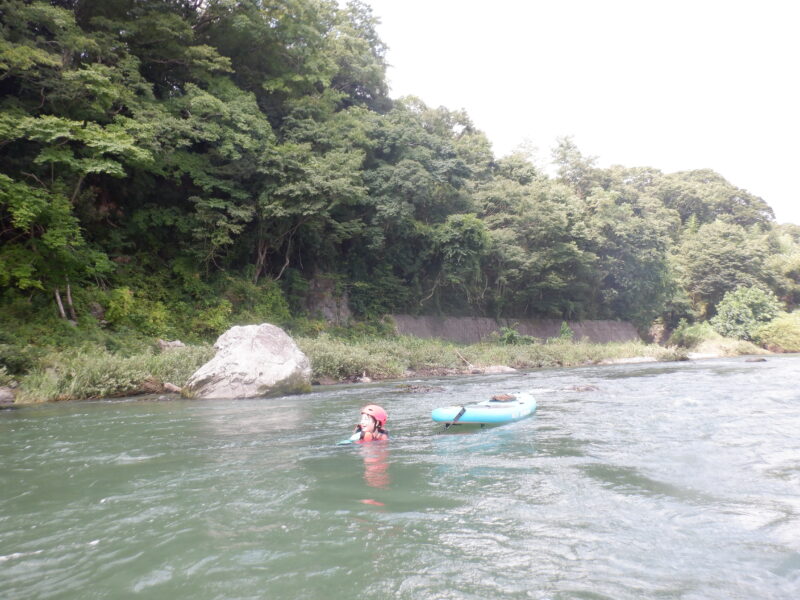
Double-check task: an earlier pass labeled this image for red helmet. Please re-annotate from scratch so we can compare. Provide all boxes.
[361,404,388,427]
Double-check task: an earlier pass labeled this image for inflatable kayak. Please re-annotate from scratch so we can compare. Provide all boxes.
[432,392,536,426]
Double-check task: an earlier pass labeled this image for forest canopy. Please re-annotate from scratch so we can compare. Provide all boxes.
[2,0,799,347]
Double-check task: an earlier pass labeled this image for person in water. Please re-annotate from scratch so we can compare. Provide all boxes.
[350,404,389,442]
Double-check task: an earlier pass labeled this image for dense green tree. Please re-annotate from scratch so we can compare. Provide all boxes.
[552,136,610,199]
[423,213,489,312]
[675,220,772,317]
[476,161,595,318]
[763,226,800,310]
[328,0,390,111]
[654,169,774,228]
[0,0,795,342]
[578,188,679,326]
[0,1,150,299]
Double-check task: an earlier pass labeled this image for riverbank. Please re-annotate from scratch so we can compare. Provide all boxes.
[1,333,769,404]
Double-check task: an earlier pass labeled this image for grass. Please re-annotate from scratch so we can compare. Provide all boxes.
[14,344,214,404]
[7,330,773,404]
[295,335,686,382]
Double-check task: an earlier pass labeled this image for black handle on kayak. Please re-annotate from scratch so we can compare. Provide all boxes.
[445,406,467,429]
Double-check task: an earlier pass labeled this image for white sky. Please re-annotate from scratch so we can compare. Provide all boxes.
[364,0,800,225]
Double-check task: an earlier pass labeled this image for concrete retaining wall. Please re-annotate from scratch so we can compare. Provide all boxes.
[391,315,640,344]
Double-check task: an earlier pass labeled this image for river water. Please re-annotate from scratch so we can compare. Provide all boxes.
[2,355,799,599]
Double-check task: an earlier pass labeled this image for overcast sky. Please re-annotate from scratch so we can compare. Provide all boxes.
[364,0,800,225]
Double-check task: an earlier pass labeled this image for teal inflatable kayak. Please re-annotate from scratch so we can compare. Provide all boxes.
[432,392,536,425]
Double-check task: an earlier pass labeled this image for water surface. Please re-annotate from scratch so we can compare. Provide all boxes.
[2,355,799,599]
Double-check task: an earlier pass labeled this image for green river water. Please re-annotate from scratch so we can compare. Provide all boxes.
[2,355,799,599]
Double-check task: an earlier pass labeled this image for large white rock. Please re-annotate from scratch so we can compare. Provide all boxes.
[184,324,311,399]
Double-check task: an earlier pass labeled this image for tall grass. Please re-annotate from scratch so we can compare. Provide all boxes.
[16,345,214,403]
[297,335,675,382]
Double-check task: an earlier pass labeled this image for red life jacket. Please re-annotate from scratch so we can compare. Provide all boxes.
[354,426,389,442]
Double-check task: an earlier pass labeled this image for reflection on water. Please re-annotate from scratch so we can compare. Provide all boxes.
[2,354,800,599]
[359,443,390,489]
[197,397,310,435]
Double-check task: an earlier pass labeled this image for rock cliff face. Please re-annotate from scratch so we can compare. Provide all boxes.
[305,274,351,325]
[184,324,311,399]
[391,315,640,344]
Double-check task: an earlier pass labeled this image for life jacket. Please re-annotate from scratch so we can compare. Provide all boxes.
[353,425,389,442]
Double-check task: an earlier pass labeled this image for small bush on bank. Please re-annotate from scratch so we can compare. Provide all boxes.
[0,343,43,374]
[496,325,537,345]
[668,320,719,348]
[754,311,800,352]
[0,365,14,386]
[710,286,782,341]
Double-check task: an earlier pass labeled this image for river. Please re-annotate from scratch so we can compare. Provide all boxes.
[2,355,799,599]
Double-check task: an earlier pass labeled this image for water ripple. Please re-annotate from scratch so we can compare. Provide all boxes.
[2,355,799,599]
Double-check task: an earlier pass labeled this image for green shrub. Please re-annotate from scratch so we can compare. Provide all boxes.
[287,317,329,338]
[754,311,800,352]
[0,365,14,386]
[497,324,536,345]
[191,299,233,337]
[668,319,720,348]
[347,268,412,319]
[225,277,291,325]
[0,343,41,374]
[710,286,782,341]
[105,287,170,336]
[105,287,135,324]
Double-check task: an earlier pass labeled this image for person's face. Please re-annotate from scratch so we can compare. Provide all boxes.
[360,412,376,432]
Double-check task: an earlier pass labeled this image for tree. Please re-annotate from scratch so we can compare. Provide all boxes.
[577,188,679,326]
[675,220,771,317]
[0,1,151,310]
[476,162,595,319]
[762,225,800,311]
[654,169,774,228]
[328,0,390,111]
[424,213,488,312]
[552,137,609,199]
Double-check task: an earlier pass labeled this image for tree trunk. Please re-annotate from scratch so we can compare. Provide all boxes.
[54,288,67,320]
[275,238,292,281]
[253,239,268,284]
[65,282,78,321]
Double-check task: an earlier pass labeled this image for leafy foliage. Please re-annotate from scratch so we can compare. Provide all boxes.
[710,286,782,341]
[1,0,798,375]
[753,311,800,352]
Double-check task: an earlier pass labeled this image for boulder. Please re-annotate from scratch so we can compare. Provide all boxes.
[184,324,311,399]
[158,338,186,351]
[0,386,15,405]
